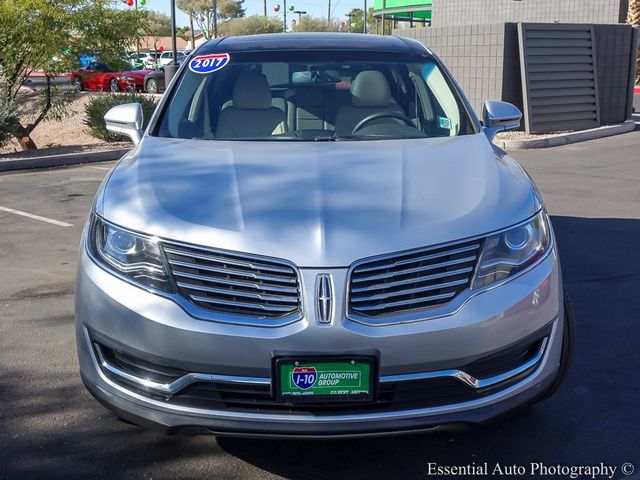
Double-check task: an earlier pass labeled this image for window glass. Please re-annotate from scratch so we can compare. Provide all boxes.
[154,50,475,141]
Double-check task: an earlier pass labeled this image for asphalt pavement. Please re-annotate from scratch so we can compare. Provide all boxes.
[1,130,639,479]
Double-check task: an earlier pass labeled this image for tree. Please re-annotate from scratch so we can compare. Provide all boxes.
[345,7,375,33]
[139,10,173,54]
[177,0,245,39]
[292,15,341,32]
[176,26,191,40]
[0,0,144,150]
[141,10,172,37]
[0,98,19,148]
[345,7,392,35]
[221,15,283,36]
[628,0,640,83]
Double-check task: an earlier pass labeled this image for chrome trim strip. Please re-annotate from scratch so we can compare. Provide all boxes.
[350,256,477,284]
[351,278,468,303]
[86,321,557,422]
[354,243,480,274]
[172,270,299,294]
[380,337,548,389]
[189,294,296,312]
[93,343,270,395]
[351,266,474,293]
[179,282,299,304]
[93,336,548,397]
[163,245,294,275]
[353,291,457,312]
[167,258,298,284]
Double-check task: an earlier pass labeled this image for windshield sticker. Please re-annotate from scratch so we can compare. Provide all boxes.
[189,53,230,74]
[438,116,452,130]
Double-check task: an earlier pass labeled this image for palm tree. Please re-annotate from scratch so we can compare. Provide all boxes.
[628,0,640,83]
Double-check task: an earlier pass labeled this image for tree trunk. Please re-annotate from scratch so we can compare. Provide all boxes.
[13,124,38,151]
[11,75,55,151]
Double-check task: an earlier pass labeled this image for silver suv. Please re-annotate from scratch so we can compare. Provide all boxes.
[76,33,574,437]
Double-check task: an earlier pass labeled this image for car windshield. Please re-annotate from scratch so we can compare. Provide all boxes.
[153,50,476,141]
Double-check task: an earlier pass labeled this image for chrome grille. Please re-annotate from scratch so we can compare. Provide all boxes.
[348,239,481,317]
[163,243,301,318]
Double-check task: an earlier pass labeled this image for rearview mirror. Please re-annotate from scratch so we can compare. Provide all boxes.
[104,103,143,145]
[482,100,522,142]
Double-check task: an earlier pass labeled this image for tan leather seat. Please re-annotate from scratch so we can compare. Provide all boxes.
[215,72,288,138]
[334,70,403,136]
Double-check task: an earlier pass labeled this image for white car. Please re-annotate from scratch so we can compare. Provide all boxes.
[157,50,188,66]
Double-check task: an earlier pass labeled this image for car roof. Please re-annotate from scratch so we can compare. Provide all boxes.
[196,33,429,56]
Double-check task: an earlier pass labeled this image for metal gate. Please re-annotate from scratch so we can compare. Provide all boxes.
[518,23,601,133]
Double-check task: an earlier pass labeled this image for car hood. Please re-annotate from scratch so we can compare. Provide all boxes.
[98,134,537,267]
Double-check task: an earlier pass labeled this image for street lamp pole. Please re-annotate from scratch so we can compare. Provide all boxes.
[213,0,218,38]
[363,0,367,33]
[165,0,179,86]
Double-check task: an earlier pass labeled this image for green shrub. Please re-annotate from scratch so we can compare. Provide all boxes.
[0,97,19,147]
[84,93,158,142]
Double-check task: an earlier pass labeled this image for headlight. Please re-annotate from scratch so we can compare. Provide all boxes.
[88,214,172,291]
[121,75,135,81]
[473,211,550,289]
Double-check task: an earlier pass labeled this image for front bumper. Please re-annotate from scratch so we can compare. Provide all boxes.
[75,244,564,437]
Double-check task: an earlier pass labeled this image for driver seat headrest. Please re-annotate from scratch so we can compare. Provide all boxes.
[350,71,392,108]
[232,72,272,109]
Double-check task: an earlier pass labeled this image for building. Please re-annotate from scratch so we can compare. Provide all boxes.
[391,0,638,133]
[375,0,629,27]
[372,0,432,26]
[137,35,190,53]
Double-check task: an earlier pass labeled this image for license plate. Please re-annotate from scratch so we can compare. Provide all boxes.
[275,357,374,403]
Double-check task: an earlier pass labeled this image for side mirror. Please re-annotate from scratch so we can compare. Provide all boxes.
[482,100,522,142]
[104,103,143,145]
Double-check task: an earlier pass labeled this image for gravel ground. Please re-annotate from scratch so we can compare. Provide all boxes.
[494,130,572,141]
[0,92,131,158]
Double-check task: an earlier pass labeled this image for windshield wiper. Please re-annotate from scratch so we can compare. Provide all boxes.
[313,135,337,142]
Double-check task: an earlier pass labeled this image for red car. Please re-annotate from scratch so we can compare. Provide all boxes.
[70,63,122,92]
[118,68,154,92]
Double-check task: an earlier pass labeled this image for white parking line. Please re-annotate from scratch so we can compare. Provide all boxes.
[0,206,73,227]
[89,166,111,171]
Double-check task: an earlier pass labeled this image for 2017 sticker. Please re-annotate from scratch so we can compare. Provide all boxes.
[189,53,230,74]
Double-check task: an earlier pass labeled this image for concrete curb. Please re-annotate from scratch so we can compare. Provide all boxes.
[496,120,637,150]
[0,148,130,172]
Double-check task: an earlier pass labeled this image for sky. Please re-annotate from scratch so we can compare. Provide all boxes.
[144,0,369,28]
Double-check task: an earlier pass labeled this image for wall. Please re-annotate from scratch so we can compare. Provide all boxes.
[394,23,519,115]
[431,0,626,27]
[394,22,638,131]
[594,24,638,123]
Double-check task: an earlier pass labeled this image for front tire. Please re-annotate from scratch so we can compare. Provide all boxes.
[537,288,576,401]
[74,79,84,92]
[109,78,119,93]
[146,78,158,94]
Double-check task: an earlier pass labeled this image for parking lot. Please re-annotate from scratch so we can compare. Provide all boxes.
[1,130,639,479]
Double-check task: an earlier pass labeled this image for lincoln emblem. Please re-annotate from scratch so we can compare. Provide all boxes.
[315,274,333,324]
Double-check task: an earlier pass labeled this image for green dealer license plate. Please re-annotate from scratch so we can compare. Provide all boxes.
[275,357,374,403]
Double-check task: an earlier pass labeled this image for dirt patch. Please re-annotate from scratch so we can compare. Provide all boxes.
[0,92,132,157]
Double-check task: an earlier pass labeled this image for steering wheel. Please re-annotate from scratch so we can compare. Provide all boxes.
[351,111,415,135]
